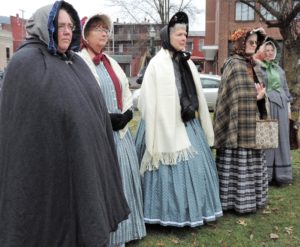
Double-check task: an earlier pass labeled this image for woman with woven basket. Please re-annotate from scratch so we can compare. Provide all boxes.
[214,27,268,214]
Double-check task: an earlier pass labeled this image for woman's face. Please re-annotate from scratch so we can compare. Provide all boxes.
[85,20,109,53]
[245,33,258,56]
[170,25,187,51]
[264,44,275,62]
[57,9,74,53]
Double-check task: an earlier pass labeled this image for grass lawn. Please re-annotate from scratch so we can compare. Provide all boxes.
[128,110,300,247]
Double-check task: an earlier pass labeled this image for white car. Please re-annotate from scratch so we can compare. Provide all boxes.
[132,73,221,111]
[199,73,221,111]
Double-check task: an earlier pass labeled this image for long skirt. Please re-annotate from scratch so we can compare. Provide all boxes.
[216,148,268,214]
[109,130,146,245]
[266,97,292,185]
[135,119,223,227]
[95,64,146,245]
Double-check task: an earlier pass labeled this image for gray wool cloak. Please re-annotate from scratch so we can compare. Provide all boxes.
[0,1,130,246]
[260,37,293,184]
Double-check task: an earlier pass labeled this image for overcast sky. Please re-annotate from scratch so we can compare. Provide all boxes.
[0,0,205,30]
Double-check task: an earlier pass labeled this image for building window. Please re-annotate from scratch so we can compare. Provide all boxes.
[6,47,10,61]
[187,41,193,51]
[119,43,123,53]
[235,1,255,21]
[199,39,204,51]
[260,1,278,21]
[260,1,299,21]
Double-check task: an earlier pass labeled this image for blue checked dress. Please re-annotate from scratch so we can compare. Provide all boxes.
[135,118,223,227]
[95,63,146,245]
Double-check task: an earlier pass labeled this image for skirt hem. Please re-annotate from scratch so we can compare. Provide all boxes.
[144,211,223,227]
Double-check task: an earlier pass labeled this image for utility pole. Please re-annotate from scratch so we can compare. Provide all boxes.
[149,26,156,57]
[164,0,169,24]
[112,22,115,54]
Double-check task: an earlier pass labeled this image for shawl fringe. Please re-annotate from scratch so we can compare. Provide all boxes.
[140,146,197,175]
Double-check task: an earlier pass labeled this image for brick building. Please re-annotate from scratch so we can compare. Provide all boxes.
[0,14,26,70]
[204,0,282,75]
[10,14,26,52]
[0,26,13,71]
[189,31,205,72]
[0,15,205,77]
[106,22,205,76]
[0,16,13,71]
[105,22,163,77]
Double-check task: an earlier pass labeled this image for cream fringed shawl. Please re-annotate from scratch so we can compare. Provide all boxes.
[138,49,214,174]
[78,48,132,138]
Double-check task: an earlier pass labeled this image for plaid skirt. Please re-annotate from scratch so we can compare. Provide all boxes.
[216,148,268,214]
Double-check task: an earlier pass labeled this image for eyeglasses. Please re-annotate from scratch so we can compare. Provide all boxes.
[57,23,76,32]
[92,26,110,35]
[247,40,257,46]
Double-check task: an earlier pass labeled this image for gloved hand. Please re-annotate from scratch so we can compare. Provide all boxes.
[110,113,124,131]
[123,109,133,122]
[118,109,133,130]
[180,97,195,123]
[109,110,133,131]
[181,107,195,123]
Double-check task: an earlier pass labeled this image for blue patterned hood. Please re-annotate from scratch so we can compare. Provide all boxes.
[25,0,81,54]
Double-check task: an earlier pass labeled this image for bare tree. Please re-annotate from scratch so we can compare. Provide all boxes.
[238,0,300,119]
[107,0,201,25]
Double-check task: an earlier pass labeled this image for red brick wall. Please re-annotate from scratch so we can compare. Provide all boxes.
[206,0,282,75]
[191,36,205,58]
[205,0,217,73]
[10,15,26,52]
[205,0,217,44]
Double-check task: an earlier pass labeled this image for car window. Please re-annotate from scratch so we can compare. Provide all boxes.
[200,78,219,88]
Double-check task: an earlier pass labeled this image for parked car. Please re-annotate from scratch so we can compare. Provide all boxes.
[132,73,220,111]
[199,73,220,111]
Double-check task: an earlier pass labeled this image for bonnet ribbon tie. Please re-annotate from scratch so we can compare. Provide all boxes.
[93,53,123,110]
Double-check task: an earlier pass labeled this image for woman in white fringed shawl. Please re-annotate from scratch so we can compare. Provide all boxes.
[135,11,222,227]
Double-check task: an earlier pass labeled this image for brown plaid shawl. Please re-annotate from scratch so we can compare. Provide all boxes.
[214,55,265,148]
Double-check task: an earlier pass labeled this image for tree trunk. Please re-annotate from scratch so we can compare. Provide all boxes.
[282,37,300,121]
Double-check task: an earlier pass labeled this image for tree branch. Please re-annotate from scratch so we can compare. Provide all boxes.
[238,0,281,27]
[109,0,198,24]
[286,2,300,25]
[257,0,281,20]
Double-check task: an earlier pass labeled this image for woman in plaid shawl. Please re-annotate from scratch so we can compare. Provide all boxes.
[214,27,268,214]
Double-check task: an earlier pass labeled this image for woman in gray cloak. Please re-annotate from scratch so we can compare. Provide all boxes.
[258,37,293,185]
[0,1,129,246]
